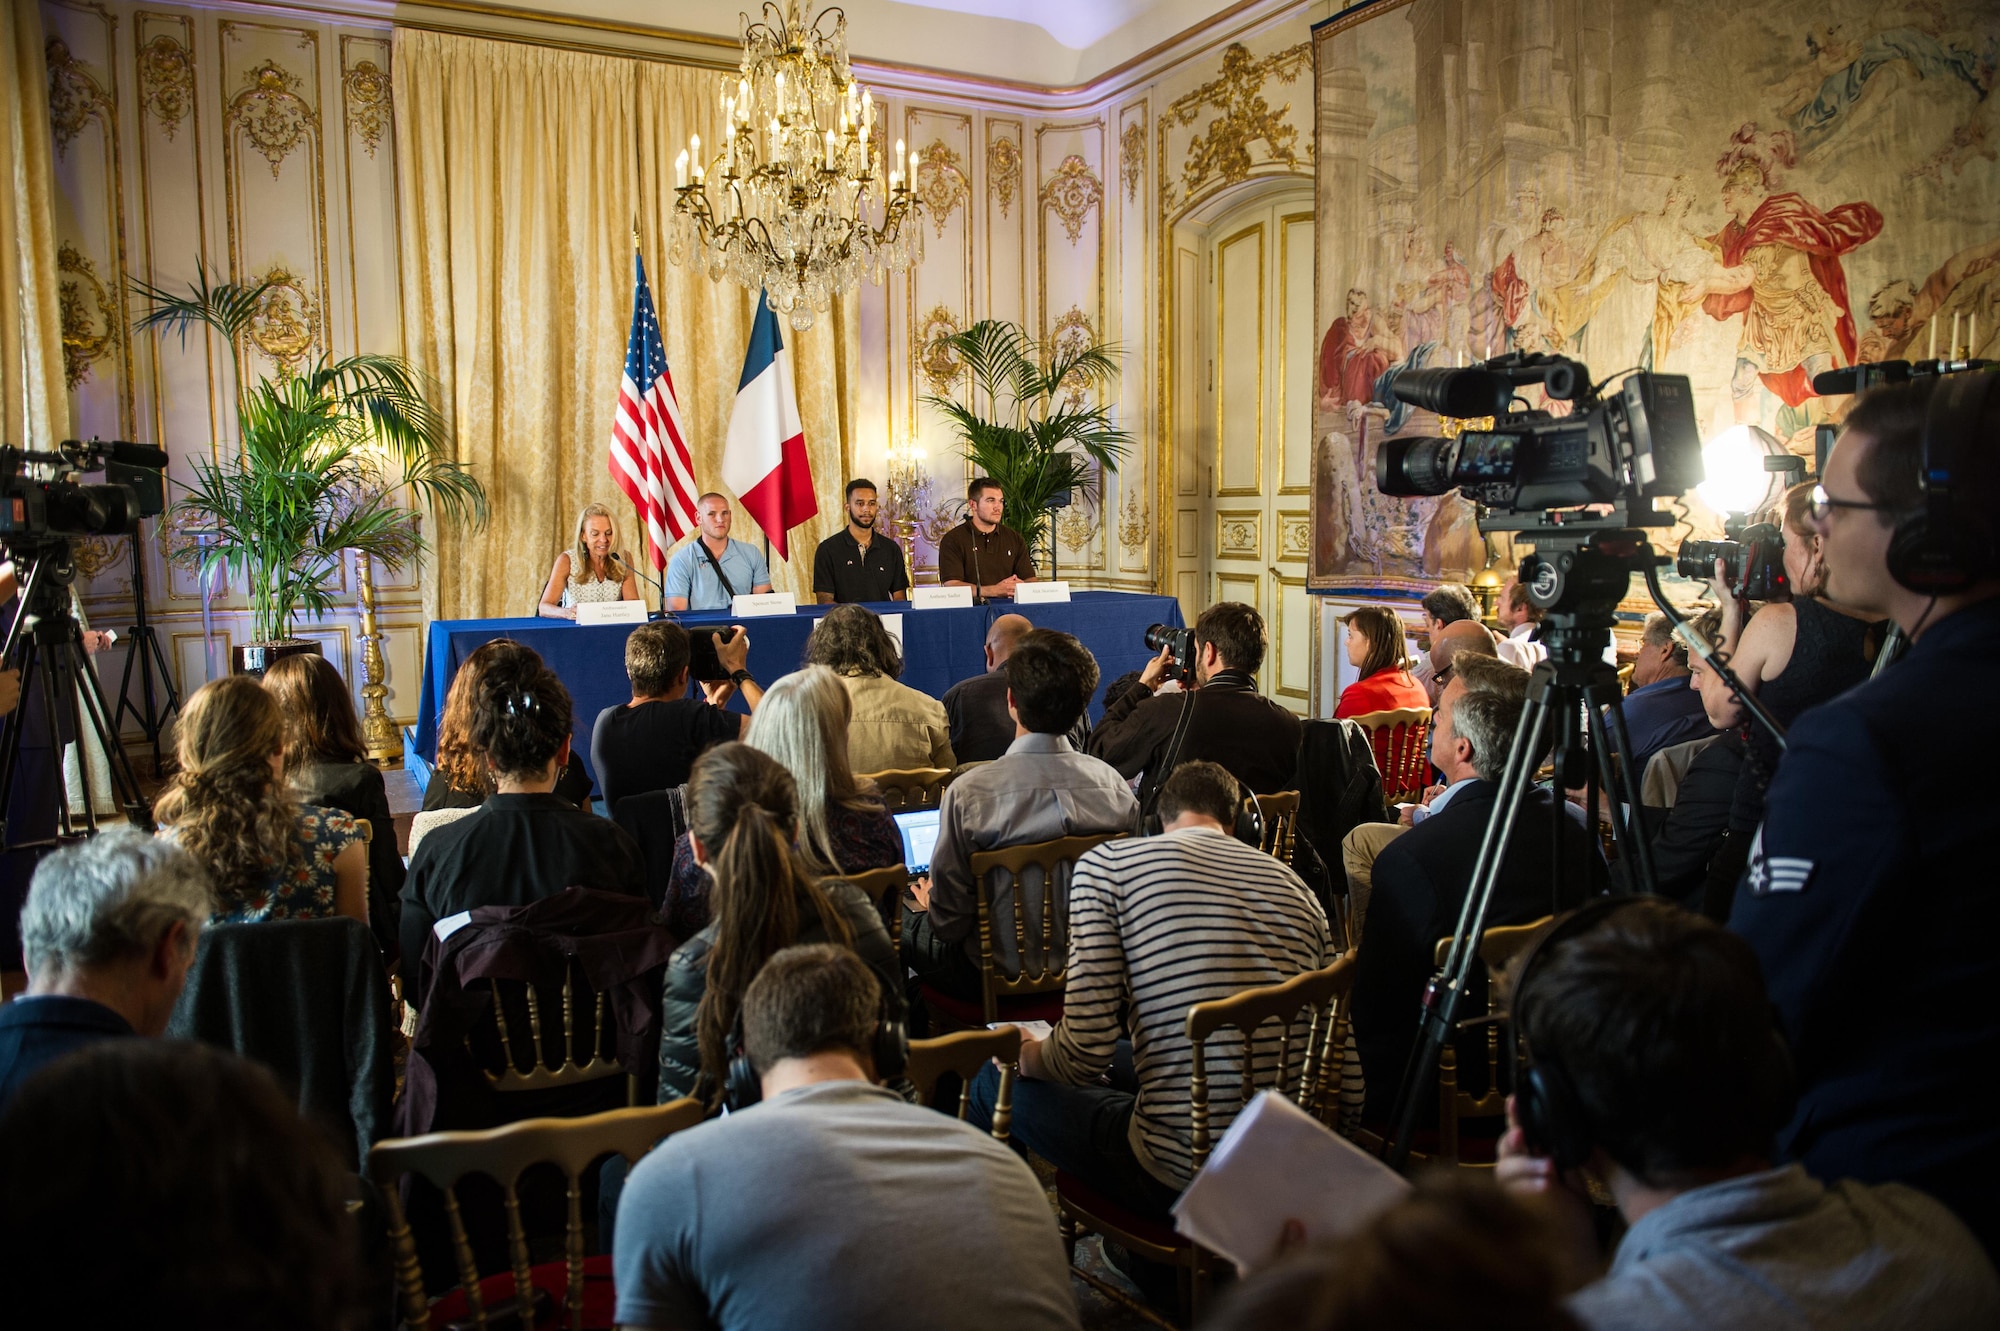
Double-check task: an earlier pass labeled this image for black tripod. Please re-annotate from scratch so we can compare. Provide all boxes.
[0,541,152,845]
[112,526,180,774]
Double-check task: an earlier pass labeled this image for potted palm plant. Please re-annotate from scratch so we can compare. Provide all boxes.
[923,320,1130,565]
[134,264,487,673]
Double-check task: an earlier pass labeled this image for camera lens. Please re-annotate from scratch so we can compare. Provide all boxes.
[1375,435,1461,497]
[1676,538,1739,583]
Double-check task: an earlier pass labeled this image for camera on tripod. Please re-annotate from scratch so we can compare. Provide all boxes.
[1144,622,1195,683]
[1676,518,1788,600]
[0,439,169,549]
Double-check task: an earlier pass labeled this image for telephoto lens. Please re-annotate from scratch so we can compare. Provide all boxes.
[1375,435,1461,497]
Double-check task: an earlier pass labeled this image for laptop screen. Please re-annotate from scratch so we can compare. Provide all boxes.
[894,808,942,875]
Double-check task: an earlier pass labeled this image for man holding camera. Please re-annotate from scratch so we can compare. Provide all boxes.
[590,620,756,810]
[1089,601,1302,810]
[1730,374,2000,1258]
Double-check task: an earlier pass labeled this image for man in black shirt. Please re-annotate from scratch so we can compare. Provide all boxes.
[813,479,910,604]
[936,477,1036,599]
[590,620,762,810]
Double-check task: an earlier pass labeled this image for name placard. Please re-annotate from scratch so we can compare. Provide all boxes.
[1013,580,1072,605]
[731,591,798,618]
[881,613,904,649]
[575,600,648,626]
[911,585,975,610]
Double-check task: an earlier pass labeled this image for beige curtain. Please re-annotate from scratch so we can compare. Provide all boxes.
[395,30,856,622]
[1,1,67,449]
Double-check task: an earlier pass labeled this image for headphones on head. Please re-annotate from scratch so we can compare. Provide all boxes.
[722,985,909,1113]
[1886,370,1999,594]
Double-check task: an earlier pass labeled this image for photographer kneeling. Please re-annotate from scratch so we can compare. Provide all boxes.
[1088,601,1302,810]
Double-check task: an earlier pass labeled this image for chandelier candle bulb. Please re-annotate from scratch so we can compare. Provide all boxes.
[909,148,919,180]
[825,130,836,170]
[676,150,688,188]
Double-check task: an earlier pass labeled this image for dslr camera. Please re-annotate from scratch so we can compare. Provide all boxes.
[1677,517,1789,601]
[1144,622,1196,684]
[0,439,168,551]
[1375,353,1703,532]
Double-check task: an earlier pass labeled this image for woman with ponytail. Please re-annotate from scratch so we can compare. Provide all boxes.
[400,647,643,978]
[657,742,902,1106]
[155,676,367,926]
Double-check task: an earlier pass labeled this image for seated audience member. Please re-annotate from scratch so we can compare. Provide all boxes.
[538,501,641,619]
[425,638,592,811]
[967,761,1330,1221]
[661,666,904,939]
[1352,671,1604,1119]
[1495,575,1549,670]
[943,612,1088,761]
[618,945,1079,1331]
[1341,653,1527,945]
[1204,1177,1584,1331]
[1611,612,1715,783]
[908,630,1137,1003]
[1090,601,1302,805]
[657,743,900,1105]
[1732,377,2000,1258]
[0,1040,370,1330]
[155,676,367,928]
[1499,899,2000,1328]
[263,653,404,956]
[401,650,643,976]
[1411,582,1482,695]
[0,831,211,1108]
[591,619,757,810]
[1420,617,1498,706]
[1335,606,1429,718]
[804,603,954,773]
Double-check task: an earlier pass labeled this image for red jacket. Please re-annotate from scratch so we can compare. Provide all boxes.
[1335,669,1429,720]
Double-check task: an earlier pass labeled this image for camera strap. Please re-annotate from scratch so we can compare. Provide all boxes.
[1140,687,1200,822]
[698,540,738,600]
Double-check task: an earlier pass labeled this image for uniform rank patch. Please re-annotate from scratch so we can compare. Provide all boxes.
[1746,825,1815,895]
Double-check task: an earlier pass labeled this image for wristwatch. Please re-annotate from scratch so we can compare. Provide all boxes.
[729,668,755,687]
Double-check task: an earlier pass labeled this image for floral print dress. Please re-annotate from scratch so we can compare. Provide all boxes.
[168,804,363,924]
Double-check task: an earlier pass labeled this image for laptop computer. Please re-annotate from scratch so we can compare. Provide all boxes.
[893,808,942,876]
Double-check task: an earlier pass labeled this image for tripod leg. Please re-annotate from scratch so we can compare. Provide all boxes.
[72,640,153,831]
[36,640,79,840]
[1589,687,1658,896]
[0,643,40,847]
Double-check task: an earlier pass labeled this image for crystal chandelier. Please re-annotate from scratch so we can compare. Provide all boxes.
[670,2,924,331]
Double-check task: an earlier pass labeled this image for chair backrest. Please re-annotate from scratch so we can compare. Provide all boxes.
[857,767,953,811]
[842,864,910,942]
[408,807,478,859]
[475,963,627,1097]
[370,1098,705,1331]
[1250,790,1300,866]
[1430,915,1555,1165]
[1184,954,1357,1170]
[1350,707,1433,805]
[905,1026,1022,1139]
[969,832,1124,1023]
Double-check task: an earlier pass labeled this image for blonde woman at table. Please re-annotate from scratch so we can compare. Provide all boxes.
[539,502,641,619]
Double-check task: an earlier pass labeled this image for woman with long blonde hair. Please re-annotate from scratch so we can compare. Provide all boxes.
[154,675,367,925]
[538,501,640,619]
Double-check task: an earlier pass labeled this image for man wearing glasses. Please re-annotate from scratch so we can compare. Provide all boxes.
[1730,372,2000,1265]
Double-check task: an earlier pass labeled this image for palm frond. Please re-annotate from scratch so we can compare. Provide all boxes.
[129,258,275,349]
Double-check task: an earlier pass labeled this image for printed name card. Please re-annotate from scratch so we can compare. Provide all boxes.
[881,613,904,649]
[574,600,648,626]
[911,585,975,610]
[731,591,798,618]
[1012,580,1072,605]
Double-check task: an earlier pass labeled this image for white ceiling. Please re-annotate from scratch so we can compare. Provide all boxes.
[485,0,1262,88]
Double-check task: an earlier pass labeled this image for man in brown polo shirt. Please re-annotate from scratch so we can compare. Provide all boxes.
[937,477,1036,601]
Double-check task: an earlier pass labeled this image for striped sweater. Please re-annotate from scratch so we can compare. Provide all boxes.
[1040,827,1331,1188]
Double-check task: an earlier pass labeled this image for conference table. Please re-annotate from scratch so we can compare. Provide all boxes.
[411,591,1185,788]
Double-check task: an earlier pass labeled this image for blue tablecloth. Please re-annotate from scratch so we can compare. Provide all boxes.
[411,591,1184,787]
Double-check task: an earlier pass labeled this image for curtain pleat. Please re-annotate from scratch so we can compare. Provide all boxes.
[395,30,857,621]
[1,1,68,450]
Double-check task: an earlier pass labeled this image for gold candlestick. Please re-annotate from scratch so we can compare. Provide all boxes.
[353,549,403,767]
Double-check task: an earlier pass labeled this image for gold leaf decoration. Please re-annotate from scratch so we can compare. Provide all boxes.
[1278,512,1311,562]
[1056,503,1098,552]
[71,535,124,582]
[918,306,964,395]
[1120,119,1146,203]
[46,38,113,157]
[1164,42,1311,206]
[1049,306,1096,408]
[988,134,1021,218]
[228,62,316,178]
[57,243,118,390]
[1118,484,1148,557]
[1041,154,1102,246]
[342,58,391,159]
[246,264,320,372]
[915,140,968,238]
[138,34,195,139]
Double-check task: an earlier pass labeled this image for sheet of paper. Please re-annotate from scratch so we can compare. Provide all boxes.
[988,1020,1053,1042]
[1172,1090,1410,1274]
[432,910,473,942]
[1013,579,1071,604]
[730,591,797,618]
[911,585,974,610]
[574,599,647,626]
[881,612,903,649]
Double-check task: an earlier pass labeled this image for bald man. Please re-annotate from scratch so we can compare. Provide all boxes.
[943,614,1085,762]
[1423,619,1500,706]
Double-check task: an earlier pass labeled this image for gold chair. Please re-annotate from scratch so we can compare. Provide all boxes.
[840,863,911,957]
[1351,707,1433,806]
[1431,916,1554,1167]
[904,1026,1021,1141]
[974,832,1122,1025]
[474,963,633,1104]
[857,767,952,811]
[1057,955,1358,1324]
[370,1099,704,1330]
[1249,790,1301,867]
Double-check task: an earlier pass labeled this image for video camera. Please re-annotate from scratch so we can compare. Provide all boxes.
[1144,622,1195,684]
[1677,517,1788,601]
[0,439,168,550]
[1375,353,1703,534]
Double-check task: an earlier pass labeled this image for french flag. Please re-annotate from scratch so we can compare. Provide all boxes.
[722,293,818,560]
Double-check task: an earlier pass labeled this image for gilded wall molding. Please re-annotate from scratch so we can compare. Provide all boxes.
[988,134,1021,219]
[228,61,318,178]
[247,264,320,371]
[137,32,195,138]
[46,37,114,157]
[341,58,392,158]
[915,139,969,238]
[1162,41,1310,209]
[1121,118,1147,203]
[917,305,964,395]
[57,242,118,389]
[1118,484,1149,558]
[1049,304,1096,407]
[1041,153,1104,246]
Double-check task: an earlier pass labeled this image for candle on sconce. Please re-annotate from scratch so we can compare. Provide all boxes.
[1930,314,1938,360]
[909,148,920,182]
[825,129,837,170]
[676,149,688,188]
[1952,310,1961,357]
[895,137,905,168]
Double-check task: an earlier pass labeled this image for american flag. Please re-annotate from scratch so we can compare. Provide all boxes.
[609,251,696,568]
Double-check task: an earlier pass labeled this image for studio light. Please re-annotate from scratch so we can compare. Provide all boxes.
[1696,424,1784,516]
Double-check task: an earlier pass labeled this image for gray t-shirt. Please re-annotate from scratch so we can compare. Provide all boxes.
[613,1080,1081,1331]
[1569,1164,2000,1331]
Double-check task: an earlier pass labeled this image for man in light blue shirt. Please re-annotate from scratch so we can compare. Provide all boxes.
[663,492,773,611]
